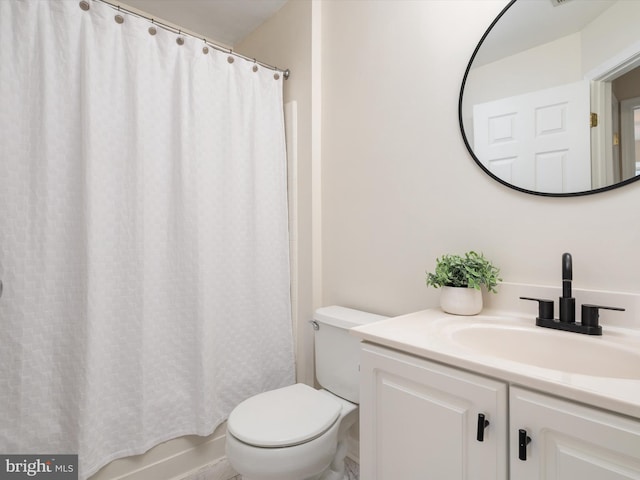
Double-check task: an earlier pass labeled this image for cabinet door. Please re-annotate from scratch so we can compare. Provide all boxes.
[511,386,640,480]
[360,343,508,480]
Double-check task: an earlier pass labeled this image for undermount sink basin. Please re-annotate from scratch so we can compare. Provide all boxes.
[450,322,640,379]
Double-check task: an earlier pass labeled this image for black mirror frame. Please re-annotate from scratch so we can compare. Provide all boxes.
[458,0,640,197]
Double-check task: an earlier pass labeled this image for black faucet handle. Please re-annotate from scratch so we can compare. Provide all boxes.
[562,253,573,299]
[520,297,554,320]
[562,253,572,281]
[581,304,625,328]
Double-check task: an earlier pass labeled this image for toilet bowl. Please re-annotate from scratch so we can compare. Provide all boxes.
[226,384,358,480]
[225,306,387,480]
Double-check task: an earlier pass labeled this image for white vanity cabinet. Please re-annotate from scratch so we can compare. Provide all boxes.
[359,343,508,479]
[510,386,640,479]
[360,343,640,480]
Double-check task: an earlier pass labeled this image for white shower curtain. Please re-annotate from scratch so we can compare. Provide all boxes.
[0,1,295,478]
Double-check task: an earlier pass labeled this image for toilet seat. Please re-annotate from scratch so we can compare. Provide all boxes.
[227,383,341,448]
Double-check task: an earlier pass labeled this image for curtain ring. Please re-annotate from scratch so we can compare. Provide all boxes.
[79,1,90,11]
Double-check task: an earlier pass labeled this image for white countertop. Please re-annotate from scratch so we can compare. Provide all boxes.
[351,308,640,420]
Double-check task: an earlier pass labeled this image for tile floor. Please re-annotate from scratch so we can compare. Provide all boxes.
[345,457,360,479]
[187,456,359,480]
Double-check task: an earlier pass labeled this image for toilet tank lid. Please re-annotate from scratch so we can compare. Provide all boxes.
[314,306,388,330]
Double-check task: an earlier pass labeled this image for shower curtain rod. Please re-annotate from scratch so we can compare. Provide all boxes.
[94,0,290,79]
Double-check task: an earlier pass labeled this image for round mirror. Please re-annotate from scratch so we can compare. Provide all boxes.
[460,0,640,196]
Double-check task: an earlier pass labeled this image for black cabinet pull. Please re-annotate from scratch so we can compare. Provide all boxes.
[476,413,490,442]
[518,429,532,460]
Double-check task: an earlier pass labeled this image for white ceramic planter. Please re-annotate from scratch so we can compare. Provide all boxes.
[440,286,483,316]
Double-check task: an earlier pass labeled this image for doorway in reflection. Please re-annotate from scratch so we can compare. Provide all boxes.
[612,66,640,182]
[635,108,640,175]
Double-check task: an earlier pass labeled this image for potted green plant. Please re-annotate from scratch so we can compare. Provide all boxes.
[425,251,501,315]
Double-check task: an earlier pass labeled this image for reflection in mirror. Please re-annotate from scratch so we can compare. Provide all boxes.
[460,0,640,196]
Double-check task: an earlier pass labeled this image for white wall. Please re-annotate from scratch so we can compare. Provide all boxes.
[320,0,640,318]
[582,0,640,75]
[463,32,582,123]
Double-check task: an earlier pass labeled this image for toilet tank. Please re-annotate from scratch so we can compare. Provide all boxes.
[313,306,388,403]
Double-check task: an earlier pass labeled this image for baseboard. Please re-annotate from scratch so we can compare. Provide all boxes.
[175,458,238,480]
[90,414,360,480]
[90,425,233,480]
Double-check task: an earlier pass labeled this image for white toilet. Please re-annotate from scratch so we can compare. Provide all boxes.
[225,306,387,480]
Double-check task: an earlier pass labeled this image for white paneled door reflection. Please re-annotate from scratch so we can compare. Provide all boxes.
[473,80,591,194]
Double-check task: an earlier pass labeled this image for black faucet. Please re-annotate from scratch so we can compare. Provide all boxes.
[520,253,624,335]
[559,253,575,324]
